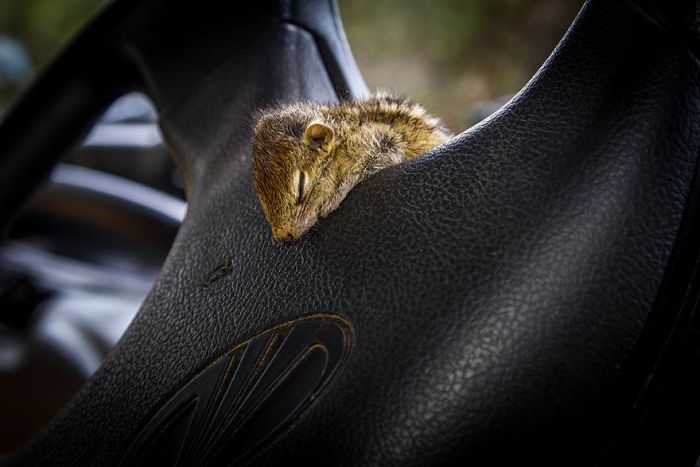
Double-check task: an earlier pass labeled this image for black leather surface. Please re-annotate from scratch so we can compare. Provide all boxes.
[2,0,700,465]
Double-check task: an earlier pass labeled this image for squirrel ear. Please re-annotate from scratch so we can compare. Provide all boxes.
[304,122,334,151]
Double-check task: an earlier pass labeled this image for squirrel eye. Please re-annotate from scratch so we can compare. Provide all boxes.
[296,170,306,204]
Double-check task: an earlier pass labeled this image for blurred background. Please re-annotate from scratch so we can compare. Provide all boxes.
[0,0,583,131]
[0,0,583,454]
[342,0,582,130]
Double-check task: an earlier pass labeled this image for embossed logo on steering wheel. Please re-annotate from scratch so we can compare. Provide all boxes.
[121,314,353,466]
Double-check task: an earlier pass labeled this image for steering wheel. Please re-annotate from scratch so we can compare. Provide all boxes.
[2,0,700,465]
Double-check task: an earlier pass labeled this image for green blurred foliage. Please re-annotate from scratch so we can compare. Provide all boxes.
[339,0,583,130]
[341,0,500,69]
[0,0,105,67]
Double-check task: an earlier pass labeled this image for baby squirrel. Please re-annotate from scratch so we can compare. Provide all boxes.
[252,93,452,243]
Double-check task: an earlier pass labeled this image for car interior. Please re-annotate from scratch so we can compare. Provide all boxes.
[1,0,700,465]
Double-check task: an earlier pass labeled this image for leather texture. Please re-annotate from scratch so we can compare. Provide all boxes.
[2,0,700,465]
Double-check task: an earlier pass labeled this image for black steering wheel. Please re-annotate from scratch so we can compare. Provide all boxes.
[2,0,700,465]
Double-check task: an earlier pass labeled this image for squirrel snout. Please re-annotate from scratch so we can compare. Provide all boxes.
[272,227,302,243]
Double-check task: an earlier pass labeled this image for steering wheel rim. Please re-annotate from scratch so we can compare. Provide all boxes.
[2,0,700,465]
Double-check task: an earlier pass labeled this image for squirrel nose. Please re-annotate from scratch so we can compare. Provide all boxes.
[273,229,299,243]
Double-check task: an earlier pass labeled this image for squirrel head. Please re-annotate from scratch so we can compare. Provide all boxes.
[252,107,337,243]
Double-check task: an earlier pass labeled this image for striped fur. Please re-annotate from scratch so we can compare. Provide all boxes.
[252,93,452,242]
